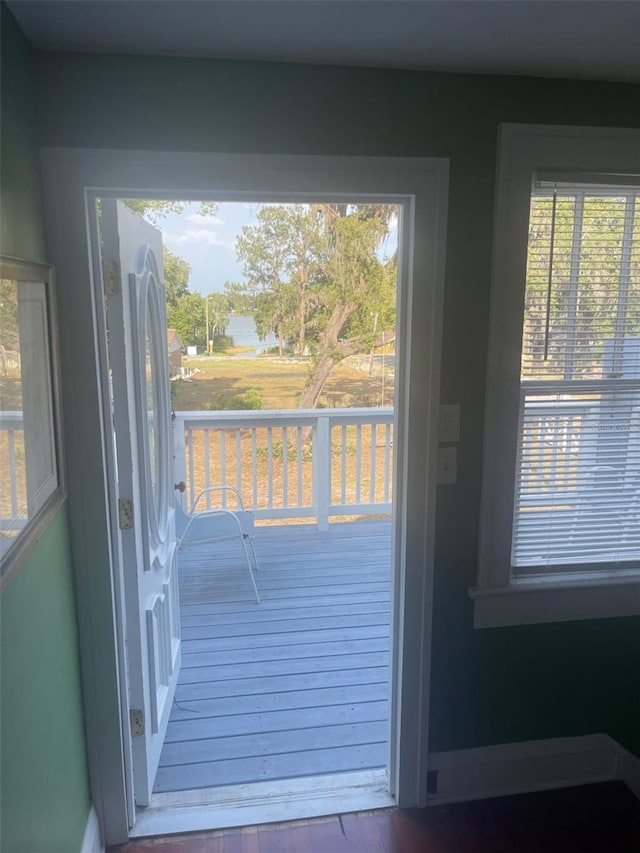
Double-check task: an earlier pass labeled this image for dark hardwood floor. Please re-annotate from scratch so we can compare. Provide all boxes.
[110,781,639,852]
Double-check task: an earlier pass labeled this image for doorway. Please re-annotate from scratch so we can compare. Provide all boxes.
[99,194,399,812]
[42,149,448,844]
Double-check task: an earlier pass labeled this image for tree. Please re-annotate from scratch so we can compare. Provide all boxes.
[235,203,396,406]
[223,280,255,313]
[236,207,293,356]
[298,205,396,408]
[123,199,218,225]
[236,205,327,357]
[284,205,327,356]
[207,292,231,345]
[0,278,18,337]
[167,291,206,348]
[0,278,19,377]
[523,192,640,381]
[163,247,191,309]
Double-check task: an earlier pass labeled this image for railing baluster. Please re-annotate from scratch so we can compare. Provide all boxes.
[355,424,362,504]
[550,419,560,490]
[204,430,213,508]
[541,420,549,490]
[252,429,258,509]
[219,430,226,507]
[267,427,273,507]
[370,423,377,504]
[173,414,187,503]
[314,416,330,531]
[328,422,333,512]
[341,425,347,504]
[384,423,391,502]
[297,427,303,506]
[282,427,288,507]
[236,429,242,499]
[8,431,18,516]
[186,429,195,509]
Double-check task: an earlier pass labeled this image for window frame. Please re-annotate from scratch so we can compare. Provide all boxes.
[0,255,66,591]
[472,124,640,628]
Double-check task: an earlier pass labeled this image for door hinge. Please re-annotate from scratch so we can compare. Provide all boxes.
[129,708,144,737]
[118,498,134,530]
[102,259,120,296]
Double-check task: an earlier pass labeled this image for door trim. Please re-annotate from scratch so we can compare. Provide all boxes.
[41,149,448,845]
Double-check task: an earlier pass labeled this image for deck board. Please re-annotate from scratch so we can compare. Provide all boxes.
[175,651,390,684]
[169,682,388,720]
[155,520,392,793]
[175,666,388,702]
[181,613,388,641]
[160,720,389,766]
[180,599,390,628]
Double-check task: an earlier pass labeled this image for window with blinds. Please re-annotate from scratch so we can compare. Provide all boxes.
[512,180,640,572]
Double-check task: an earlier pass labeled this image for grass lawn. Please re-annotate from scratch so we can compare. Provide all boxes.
[171,355,395,411]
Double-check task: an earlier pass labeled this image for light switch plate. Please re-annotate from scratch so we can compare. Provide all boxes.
[439,404,460,442]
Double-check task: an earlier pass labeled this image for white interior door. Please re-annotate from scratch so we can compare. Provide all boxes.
[102,199,181,807]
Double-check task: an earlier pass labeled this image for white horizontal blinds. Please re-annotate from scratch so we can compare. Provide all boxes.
[512,181,640,571]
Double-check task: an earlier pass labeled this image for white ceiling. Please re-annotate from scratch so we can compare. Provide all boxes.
[7,0,640,84]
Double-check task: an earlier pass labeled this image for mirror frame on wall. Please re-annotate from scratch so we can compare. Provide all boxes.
[0,255,66,591]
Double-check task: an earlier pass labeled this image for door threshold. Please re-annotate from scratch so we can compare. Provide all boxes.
[130,768,394,838]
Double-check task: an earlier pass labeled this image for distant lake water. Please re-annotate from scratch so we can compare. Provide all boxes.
[226,314,278,353]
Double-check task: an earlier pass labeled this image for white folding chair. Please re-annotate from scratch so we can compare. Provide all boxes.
[176,485,260,603]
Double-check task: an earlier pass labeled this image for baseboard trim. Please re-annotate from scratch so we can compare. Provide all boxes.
[123,736,638,840]
[604,734,640,800]
[80,805,104,853]
[427,734,639,806]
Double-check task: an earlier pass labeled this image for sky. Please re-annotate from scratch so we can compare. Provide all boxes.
[160,201,259,296]
[158,201,399,297]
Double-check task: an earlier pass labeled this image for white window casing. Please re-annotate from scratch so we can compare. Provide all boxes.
[472,124,640,628]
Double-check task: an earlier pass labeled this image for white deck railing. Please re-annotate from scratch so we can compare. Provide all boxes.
[0,412,26,531]
[3,401,632,533]
[517,400,593,503]
[173,408,394,531]
[518,399,639,505]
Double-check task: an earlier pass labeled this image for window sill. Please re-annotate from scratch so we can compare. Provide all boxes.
[469,572,640,628]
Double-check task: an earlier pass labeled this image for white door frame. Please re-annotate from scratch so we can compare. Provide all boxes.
[41,149,448,846]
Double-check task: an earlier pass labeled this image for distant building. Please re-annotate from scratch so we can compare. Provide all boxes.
[167,328,184,378]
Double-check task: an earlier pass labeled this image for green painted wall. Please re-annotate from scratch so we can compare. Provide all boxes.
[0,7,90,852]
[0,4,46,262]
[0,508,90,853]
[32,50,640,761]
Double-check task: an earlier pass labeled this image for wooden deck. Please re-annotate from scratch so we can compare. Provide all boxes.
[155,520,392,794]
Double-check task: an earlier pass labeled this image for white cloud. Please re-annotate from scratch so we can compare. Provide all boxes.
[185,213,224,227]
[166,229,234,249]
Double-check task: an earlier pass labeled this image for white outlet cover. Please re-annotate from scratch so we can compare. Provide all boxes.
[437,446,457,484]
